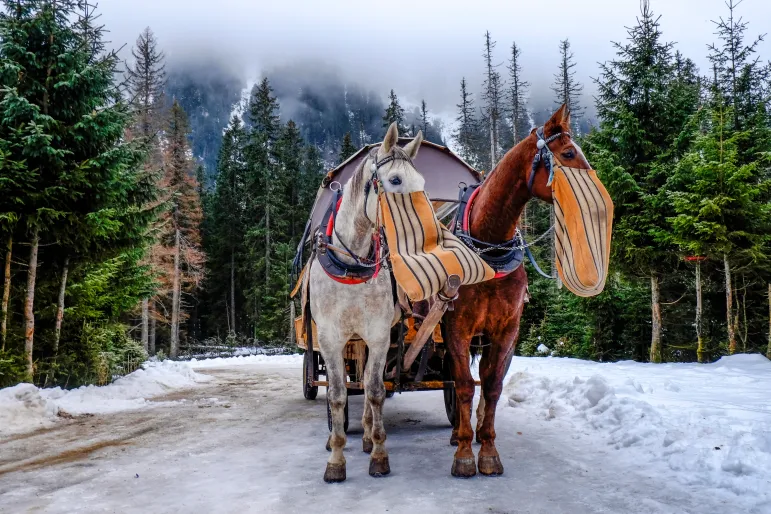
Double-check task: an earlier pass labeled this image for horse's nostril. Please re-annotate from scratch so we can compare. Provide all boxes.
[389,177,402,186]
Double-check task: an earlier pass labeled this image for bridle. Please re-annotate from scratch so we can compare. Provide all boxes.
[326,148,412,277]
[362,147,414,219]
[527,126,572,194]
[453,125,572,280]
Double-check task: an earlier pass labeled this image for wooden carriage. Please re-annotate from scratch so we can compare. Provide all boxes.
[291,138,482,431]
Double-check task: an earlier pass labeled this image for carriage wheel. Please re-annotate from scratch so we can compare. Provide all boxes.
[442,353,457,427]
[385,390,395,399]
[303,350,319,400]
[326,395,349,433]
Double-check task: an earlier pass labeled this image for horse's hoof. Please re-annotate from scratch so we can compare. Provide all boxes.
[451,457,477,478]
[362,438,373,454]
[478,455,504,476]
[369,455,391,477]
[450,432,459,446]
[326,437,332,452]
[323,463,346,483]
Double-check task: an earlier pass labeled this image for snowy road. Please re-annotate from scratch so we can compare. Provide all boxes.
[0,362,752,513]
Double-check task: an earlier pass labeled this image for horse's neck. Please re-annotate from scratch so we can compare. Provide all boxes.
[469,144,531,243]
[332,187,373,264]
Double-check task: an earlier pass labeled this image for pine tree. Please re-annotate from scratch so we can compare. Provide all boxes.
[507,41,531,145]
[551,39,584,126]
[453,78,480,167]
[339,132,357,162]
[589,0,698,363]
[0,0,157,378]
[245,78,281,338]
[126,27,166,139]
[126,26,167,351]
[707,0,768,135]
[667,103,771,355]
[420,100,430,141]
[209,116,248,335]
[162,101,205,357]
[482,31,504,171]
[382,89,406,133]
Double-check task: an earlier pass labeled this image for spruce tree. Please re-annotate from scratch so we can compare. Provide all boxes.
[245,77,281,338]
[453,78,480,168]
[126,26,167,351]
[382,89,406,133]
[482,31,504,171]
[339,132,357,162]
[162,101,205,357]
[420,100,430,141]
[507,41,530,144]
[209,116,248,335]
[590,0,697,362]
[551,39,584,126]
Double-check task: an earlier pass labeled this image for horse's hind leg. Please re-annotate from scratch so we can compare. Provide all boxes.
[362,395,373,453]
[363,335,390,477]
[320,336,348,483]
[477,334,518,477]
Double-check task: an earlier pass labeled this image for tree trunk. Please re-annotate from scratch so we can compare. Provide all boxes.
[170,227,181,358]
[490,122,496,171]
[149,301,156,356]
[766,283,770,360]
[24,229,39,379]
[695,262,706,363]
[1,235,11,351]
[650,273,662,363]
[53,256,69,354]
[265,201,270,286]
[141,298,149,351]
[230,246,236,334]
[724,254,736,354]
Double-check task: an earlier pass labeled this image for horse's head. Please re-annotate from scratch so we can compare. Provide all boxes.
[525,104,589,203]
[359,122,425,223]
[526,104,614,297]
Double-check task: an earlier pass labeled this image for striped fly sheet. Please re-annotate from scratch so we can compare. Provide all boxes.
[379,191,495,302]
[552,164,614,297]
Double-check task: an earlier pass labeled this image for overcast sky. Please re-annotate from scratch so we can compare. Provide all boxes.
[98,0,769,116]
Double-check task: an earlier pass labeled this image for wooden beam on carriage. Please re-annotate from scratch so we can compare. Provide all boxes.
[401,274,461,371]
[311,380,481,391]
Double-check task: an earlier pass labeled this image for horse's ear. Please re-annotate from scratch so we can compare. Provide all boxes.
[546,104,570,134]
[403,130,423,159]
[381,122,399,154]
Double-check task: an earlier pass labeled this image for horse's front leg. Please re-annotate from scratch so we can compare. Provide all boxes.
[477,325,520,476]
[447,333,476,478]
[363,334,390,476]
[319,333,348,483]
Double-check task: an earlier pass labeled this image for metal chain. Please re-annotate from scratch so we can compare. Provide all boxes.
[459,225,554,255]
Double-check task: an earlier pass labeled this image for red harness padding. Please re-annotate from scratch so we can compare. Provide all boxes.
[454,184,523,279]
[318,194,380,285]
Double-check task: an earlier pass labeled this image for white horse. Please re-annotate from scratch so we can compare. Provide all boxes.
[309,123,424,482]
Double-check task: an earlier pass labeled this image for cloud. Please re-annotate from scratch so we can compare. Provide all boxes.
[100,0,769,113]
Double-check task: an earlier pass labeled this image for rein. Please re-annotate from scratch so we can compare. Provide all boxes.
[454,125,570,280]
[317,149,408,285]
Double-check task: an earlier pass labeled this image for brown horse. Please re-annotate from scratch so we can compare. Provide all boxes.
[445,104,612,477]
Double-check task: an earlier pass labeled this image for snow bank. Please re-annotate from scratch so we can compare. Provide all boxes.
[0,360,209,437]
[189,353,303,369]
[505,354,771,503]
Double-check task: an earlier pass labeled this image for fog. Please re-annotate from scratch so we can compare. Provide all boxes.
[99,0,769,116]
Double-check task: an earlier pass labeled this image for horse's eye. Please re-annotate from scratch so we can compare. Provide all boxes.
[562,150,575,159]
[389,176,402,186]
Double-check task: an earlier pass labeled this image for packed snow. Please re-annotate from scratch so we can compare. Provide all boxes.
[504,354,771,508]
[0,360,210,436]
[2,351,770,511]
